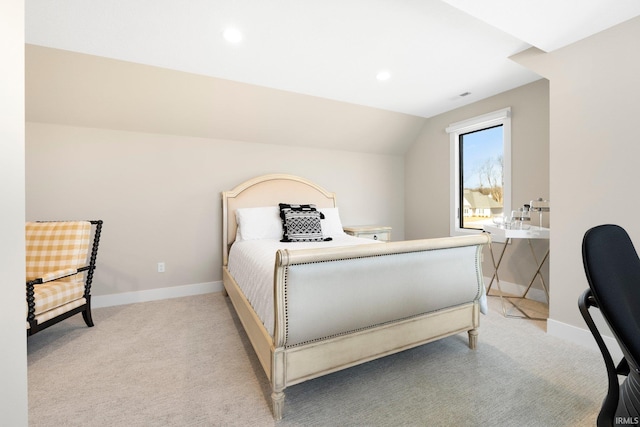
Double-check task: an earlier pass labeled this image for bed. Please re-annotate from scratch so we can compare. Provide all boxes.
[221,174,490,420]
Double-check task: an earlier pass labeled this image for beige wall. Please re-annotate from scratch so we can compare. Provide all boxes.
[25,46,418,299]
[512,16,640,331]
[1,0,28,425]
[26,99,407,298]
[25,44,551,303]
[405,79,550,290]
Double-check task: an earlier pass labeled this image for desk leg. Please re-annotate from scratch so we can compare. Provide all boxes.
[488,237,549,320]
[505,240,549,320]
[487,238,511,318]
[486,237,509,294]
[521,240,550,302]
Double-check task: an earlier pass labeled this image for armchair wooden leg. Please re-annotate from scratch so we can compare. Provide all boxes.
[82,298,94,327]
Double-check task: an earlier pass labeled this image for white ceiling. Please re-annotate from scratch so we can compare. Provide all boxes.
[25,0,640,118]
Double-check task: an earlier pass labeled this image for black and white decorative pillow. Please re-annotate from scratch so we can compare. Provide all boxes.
[279,203,332,242]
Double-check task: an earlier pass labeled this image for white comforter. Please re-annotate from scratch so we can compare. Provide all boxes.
[227,235,377,336]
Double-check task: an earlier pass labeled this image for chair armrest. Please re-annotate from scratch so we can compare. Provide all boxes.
[28,268,80,284]
[26,267,87,323]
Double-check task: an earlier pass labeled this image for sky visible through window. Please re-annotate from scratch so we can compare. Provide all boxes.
[461,125,503,189]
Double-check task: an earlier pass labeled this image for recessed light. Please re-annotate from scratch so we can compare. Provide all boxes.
[376,70,391,81]
[223,27,243,44]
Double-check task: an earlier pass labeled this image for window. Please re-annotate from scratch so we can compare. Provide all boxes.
[446,108,511,236]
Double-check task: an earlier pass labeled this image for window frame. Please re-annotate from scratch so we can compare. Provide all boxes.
[446,107,512,237]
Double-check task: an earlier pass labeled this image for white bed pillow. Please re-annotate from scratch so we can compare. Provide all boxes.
[235,206,282,241]
[320,207,345,237]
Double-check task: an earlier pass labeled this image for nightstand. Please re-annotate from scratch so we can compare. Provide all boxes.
[343,225,391,242]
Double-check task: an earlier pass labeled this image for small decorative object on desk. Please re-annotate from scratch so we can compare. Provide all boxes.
[511,207,531,230]
[530,198,550,228]
[492,214,505,227]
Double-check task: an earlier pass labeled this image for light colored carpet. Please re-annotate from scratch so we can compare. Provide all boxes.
[28,293,606,426]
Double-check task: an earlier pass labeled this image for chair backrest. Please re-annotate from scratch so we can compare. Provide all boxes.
[25,221,92,282]
[582,224,640,370]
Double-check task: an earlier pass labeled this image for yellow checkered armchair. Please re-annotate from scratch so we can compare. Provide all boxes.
[26,220,103,336]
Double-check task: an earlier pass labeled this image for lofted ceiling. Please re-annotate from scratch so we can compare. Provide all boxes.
[26,0,640,119]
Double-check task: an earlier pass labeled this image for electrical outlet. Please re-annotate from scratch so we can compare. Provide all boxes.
[157,262,165,273]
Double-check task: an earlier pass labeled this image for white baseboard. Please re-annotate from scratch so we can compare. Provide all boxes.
[484,276,622,360]
[484,276,547,303]
[92,281,223,309]
[547,317,623,361]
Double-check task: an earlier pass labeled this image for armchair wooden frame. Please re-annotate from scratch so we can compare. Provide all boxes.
[26,220,103,336]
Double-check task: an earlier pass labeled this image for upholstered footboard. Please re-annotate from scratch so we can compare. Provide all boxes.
[267,234,489,419]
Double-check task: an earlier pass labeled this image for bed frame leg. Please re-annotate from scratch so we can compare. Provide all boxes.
[272,390,285,420]
[468,328,478,350]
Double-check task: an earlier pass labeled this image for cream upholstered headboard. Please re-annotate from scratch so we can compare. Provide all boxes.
[221,174,337,266]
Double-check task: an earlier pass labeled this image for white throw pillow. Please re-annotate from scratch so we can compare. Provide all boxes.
[235,206,282,241]
[320,207,345,237]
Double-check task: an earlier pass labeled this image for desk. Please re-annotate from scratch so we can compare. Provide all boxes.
[483,224,550,319]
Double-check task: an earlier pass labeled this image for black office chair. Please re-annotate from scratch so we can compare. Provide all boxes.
[579,224,640,427]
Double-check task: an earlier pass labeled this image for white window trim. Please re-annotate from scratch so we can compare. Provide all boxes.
[446,107,512,237]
